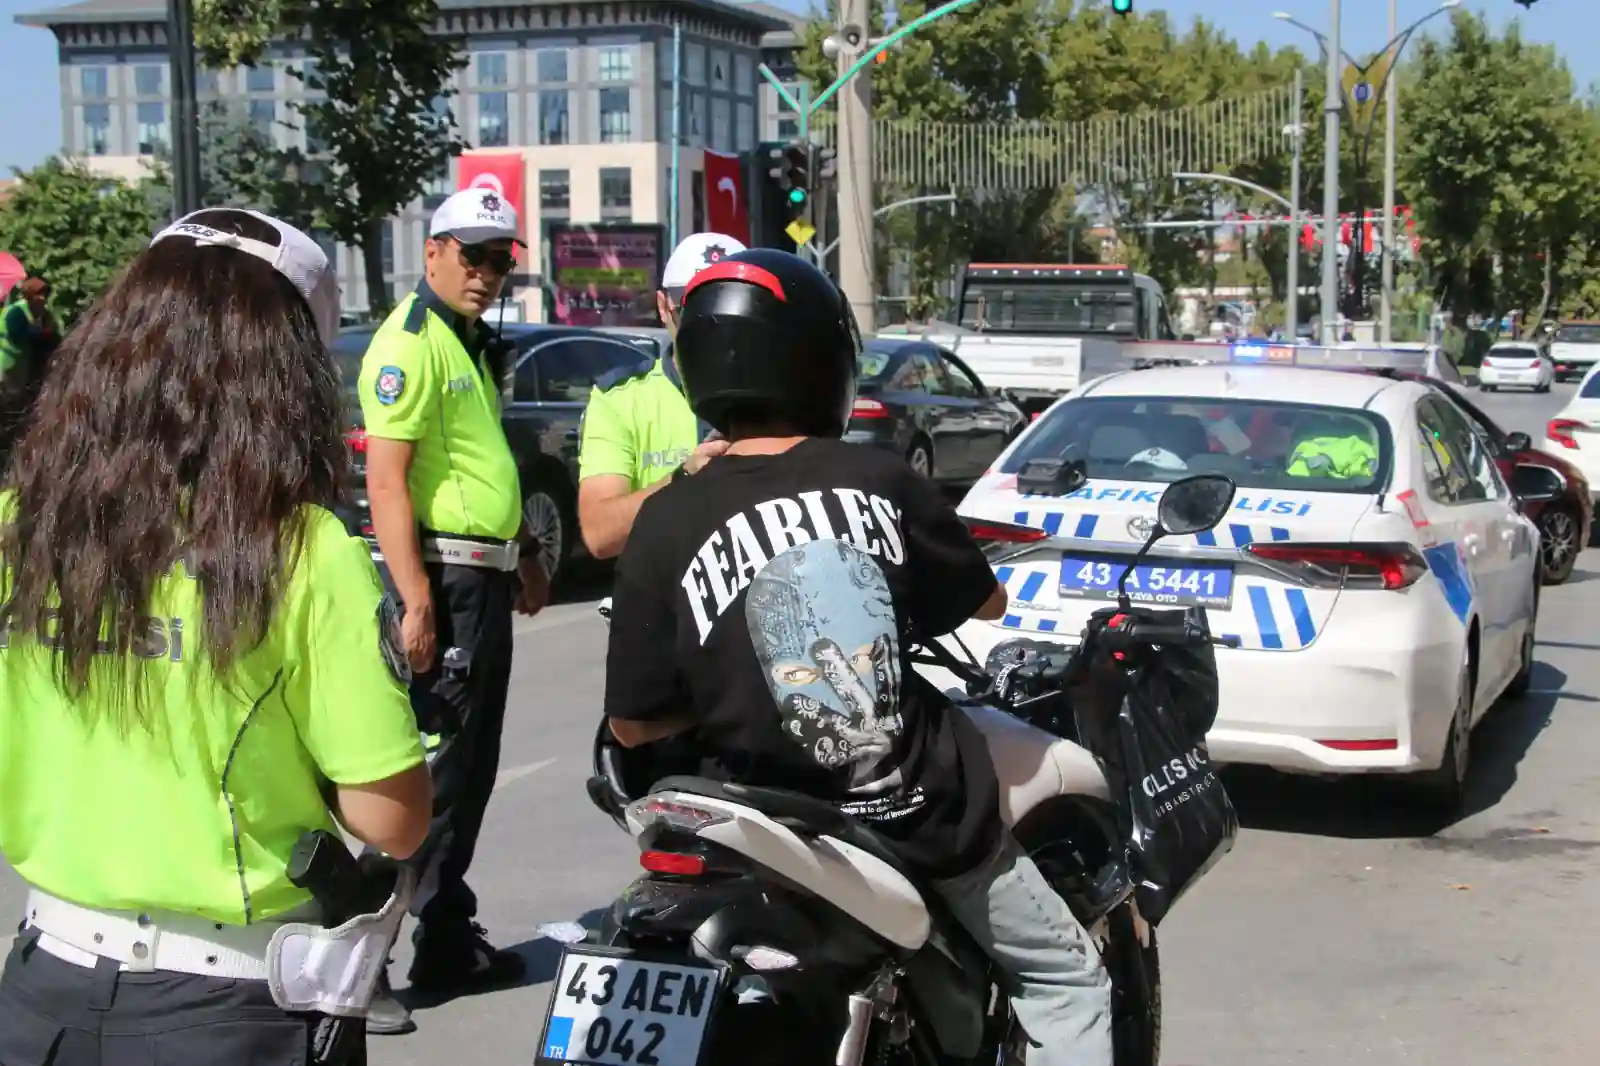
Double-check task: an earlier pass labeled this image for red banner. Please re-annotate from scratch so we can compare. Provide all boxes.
[702,149,750,245]
[457,153,526,243]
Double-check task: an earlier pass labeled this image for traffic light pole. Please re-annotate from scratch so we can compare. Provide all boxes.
[758,0,981,325]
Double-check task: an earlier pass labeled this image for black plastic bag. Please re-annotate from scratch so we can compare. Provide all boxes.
[1078,607,1238,926]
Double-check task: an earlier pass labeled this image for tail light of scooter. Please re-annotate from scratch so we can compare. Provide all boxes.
[639,851,708,876]
[1246,542,1427,590]
[628,795,734,834]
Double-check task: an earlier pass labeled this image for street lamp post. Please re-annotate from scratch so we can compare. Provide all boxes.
[1275,1,1459,343]
[1287,66,1305,341]
[1321,1,1342,344]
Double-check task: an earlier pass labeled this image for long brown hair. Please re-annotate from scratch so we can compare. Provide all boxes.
[0,209,346,721]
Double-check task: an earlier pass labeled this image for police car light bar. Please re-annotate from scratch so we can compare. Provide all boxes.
[1116,340,1434,372]
[964,263,1133,281]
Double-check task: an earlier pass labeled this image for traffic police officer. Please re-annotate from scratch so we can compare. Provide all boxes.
[0,208,432,1065]
[576,232,746,558]
[359,187,550,1034]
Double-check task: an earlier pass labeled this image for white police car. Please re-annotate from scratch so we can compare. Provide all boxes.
[929,352,1541,808]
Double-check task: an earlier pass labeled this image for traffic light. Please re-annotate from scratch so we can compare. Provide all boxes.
[1111,0,1133,13]
[766,139,812,218]
[816,146,838,184]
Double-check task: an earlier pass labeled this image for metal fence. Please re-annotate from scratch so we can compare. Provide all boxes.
[812,84,1297,190]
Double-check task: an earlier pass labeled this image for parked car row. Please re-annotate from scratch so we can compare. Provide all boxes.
[333,327,1026,585]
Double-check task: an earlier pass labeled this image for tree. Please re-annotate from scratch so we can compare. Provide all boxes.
[0,157,167,323]
[1400,10,1600,331]
[194,0,466,315]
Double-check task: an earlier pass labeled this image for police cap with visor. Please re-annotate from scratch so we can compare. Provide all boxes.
[672,249,862,438]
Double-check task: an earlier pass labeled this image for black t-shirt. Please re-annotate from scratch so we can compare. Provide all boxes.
[604,437,1003,879]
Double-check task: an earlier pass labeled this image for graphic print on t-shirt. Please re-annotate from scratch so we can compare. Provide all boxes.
[745,539,905,789]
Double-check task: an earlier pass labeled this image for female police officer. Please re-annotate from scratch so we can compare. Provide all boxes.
[0,208,432,1066]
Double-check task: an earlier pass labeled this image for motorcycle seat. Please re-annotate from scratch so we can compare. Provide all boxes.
[651,776,919,887]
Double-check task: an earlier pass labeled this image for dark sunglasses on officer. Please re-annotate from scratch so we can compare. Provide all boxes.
[446,236,517,277]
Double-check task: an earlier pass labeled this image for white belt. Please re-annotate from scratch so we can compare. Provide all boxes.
[22,890,313,980]
[372,535,520,572]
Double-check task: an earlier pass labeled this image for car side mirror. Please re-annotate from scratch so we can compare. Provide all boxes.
[1504,430,1532,452]
[1510,463,1564,504]
[1156,473,1239,536]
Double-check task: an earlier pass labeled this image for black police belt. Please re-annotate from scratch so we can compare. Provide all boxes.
[372,531,520,572]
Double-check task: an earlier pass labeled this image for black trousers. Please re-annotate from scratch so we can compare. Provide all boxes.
[378,561,516,942]
[0,929,354,1066]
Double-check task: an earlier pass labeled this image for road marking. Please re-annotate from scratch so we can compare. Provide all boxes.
[495,757,558,791]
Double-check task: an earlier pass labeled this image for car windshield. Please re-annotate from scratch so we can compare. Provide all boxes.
[858,341,901,380]
[1555,324,1600,344]
[1002,396,1389,493]
[1489,346,1539,359]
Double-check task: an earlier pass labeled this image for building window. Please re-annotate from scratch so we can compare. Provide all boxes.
[422,159,451,209]
[777,116,799,139]
[82,103,110,155]
[710,49,728,90]
[600,167,631,211]
[246,63,275,92]
[735,55,753,95]
[685,91,705,146]
[305,110,328,154]
[540,169,570,211]
[196,68,219,95]
[711,97,730,152]
[429,93,453,130]
[300,57,321,90]
[312,231,338,268]
[536,48,568,83]
[477,92,509,147]
[134,64,163,96]
[736,101,754,152]
[477,52,509,87]
[380,221,394,277]
[685,43,706,86]
[79,66,108,99]
[539,90,569,145]
[598,46,633,82]
[599,88,631,143]
[249,99,276,138]
[136,101,168,155]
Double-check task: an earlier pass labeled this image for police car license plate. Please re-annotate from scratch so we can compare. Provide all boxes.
[538,947,721,1066]
[1059,555,1233,608]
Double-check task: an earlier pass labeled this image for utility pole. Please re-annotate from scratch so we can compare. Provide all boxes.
[166,0,202,215]
[835,0,876,330]
[1287,66,1304,342]
[1320,0,1342,344]
[1380,0,1397,342]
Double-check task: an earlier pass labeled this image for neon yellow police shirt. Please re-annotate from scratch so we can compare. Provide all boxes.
[578,358,702,491]
[0,499,425,925]
[359,285,522,541]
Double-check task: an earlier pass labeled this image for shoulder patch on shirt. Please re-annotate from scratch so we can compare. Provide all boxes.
[377,594,412,685]
[402,297,429,335]
[374,365,406,405]
[594,359,656,393]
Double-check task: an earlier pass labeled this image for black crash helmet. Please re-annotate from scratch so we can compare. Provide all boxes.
[673,248,862,438]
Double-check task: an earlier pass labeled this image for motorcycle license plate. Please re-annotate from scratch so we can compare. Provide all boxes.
[1059,554,1234,608]
[537,946,721,1066]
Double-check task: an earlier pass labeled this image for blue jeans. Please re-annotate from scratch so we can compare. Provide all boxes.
[932,832,1113,1066]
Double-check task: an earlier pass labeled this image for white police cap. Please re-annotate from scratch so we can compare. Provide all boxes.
[661,232,748,291]
[430,187,526,247]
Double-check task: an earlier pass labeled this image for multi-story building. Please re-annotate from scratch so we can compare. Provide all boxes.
[17,0,806,320]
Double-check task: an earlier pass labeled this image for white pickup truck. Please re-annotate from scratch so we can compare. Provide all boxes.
[1549,321,1600,382]
[877,263,1180,417]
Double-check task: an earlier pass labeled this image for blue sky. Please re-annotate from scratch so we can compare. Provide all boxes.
[0,0,1591,174]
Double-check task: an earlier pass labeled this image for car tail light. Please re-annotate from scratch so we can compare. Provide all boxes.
[640,851,707,876]
[852,397,889,419]
[1315,738,1399,751]
[1030,411,1043,422]
[963,518,1051,547]
[344,428,368,454]
[1246,542,1427,590]
[1480,357,1493,368]
[1547,418,1583,450]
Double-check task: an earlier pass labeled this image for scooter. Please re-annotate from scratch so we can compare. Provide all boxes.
[550,472,1241,1066]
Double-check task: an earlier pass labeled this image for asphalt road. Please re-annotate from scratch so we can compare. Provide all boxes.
[2,384,1594,1065]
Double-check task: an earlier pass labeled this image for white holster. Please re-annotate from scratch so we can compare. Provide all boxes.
[265,866,416,1018]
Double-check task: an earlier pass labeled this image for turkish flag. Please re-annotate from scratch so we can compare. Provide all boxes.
[457,153,526,243]
[702,150,750,244]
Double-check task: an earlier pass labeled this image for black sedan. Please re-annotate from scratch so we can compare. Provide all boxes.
[844,338,1026,484]
[333,322,657,586]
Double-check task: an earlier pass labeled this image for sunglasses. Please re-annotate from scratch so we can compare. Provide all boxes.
[448,239,517,276]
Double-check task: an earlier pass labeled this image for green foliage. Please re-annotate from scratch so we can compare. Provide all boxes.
[0,157,167,323]
[1399,9,1600,330]
[193,0,466,315]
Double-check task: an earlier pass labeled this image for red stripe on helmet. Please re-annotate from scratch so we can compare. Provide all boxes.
[683,261,787,303]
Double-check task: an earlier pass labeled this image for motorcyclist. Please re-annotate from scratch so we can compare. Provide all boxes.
[601,248,1113,1066]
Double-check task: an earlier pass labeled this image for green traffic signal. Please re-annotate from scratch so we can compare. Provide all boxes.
[1111,0,1132,12]
[789,188,807,205]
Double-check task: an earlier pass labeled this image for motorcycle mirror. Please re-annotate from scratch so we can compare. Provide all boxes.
[1015,457,1087,497]
[1114,474,1238,609]
[1156,474,1238,536]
